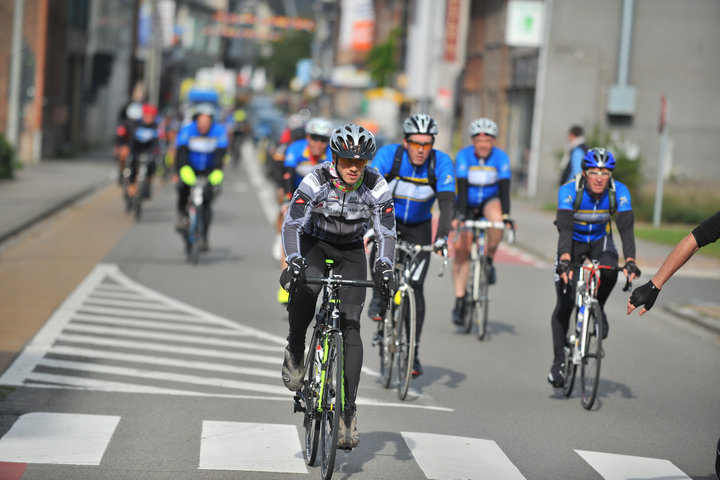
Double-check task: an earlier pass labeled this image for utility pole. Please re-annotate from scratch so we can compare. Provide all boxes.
[653,95,670,228]
[6,0,24,157]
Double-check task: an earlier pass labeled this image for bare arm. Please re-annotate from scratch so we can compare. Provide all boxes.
[649,233,699,289]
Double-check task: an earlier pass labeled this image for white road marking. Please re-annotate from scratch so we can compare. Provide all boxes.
[0,412,120,465]
[242,141,278,224]
[576,450,692,480]
[69,313,248,335]
[402,431,527,480]
[199,421,306,473]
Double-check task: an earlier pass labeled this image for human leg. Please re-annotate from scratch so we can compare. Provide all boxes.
[452,229,472,325]
[549,256,576,387]
[483,198,504,284]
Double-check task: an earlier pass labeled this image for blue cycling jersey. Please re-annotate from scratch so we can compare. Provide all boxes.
[455,145,511,207]
[371,143,455,224]
[284,139,332,189]
[175,122,228,171]
[558,179,632,243]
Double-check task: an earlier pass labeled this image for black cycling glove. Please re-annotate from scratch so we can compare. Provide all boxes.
[374,260,395,297]
[433,236,448,255]
[280,256,307,292]
[556,259,571,276]
[623,260,642,279]
[629,280,661,312]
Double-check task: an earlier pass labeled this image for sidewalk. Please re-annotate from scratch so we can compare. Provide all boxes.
[0,154,718,335]
[0,147,116,245]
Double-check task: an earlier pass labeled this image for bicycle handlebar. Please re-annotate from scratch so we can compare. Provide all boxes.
[460,219,516,244]
[395,240,448,277]
[565,262,633,293]
[305,277,376,288]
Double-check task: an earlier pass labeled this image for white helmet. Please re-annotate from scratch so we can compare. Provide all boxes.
[403,114,438,136]
[305,117,334,137]
[468,118,498,138]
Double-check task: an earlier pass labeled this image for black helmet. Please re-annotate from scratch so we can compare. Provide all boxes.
[329,124,377,160]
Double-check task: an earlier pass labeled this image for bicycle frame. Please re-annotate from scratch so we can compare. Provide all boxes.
[185,176,209,264]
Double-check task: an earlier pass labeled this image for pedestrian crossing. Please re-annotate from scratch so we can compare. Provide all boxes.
[0,412,693,479]
[0,263,447,410]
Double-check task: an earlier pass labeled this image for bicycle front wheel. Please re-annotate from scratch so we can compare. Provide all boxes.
[562,333,577,398]
[394,286,416,400]
[379,316,393,388]
[580,301,602,410]
[320,331,342,479]
[303,332,321,466]
[477,256,490,341]
[463,260,476,334]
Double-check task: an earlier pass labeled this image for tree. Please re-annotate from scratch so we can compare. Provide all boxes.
[367,28,401,87]
[258,30,313,89]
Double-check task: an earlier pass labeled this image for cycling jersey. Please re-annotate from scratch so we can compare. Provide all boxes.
[284,139,332,190]
[131,121,159,155]
[282,163,396,266]
[455,145,511,207]
[371,143,455,225]
[558,179,632,243]
[175,122,228,172]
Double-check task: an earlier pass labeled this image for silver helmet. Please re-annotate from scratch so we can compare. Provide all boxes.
[403,114,439,136]
[329,124,377,160]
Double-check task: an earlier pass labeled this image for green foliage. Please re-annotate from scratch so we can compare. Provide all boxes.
[0,133,16,179]
[585,126,641,194]
[368,28,401,87]
[633,184,720,225]
[258,30,313,89]
[635,225,720,258]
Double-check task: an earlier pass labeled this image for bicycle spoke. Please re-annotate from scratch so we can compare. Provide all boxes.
[320,332,341,479]
[395,288,416,400]
[581,303,602,410]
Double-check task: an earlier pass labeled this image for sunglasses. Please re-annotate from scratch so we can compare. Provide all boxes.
[586,170,612,178]
[407,139,434,149]
[309,134,330,143]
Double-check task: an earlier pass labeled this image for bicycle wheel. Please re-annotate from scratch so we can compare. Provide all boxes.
[477,256,490,341]
[394,286,416,400]
[463,260,476,334]
[320,331,342,479]
[190,210,203,265]
[379,316,393,388]
[303,333,321,466]
[133,194,142,221]
[580,301,602,410]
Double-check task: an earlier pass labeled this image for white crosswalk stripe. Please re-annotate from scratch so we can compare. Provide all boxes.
[576,450,692,480]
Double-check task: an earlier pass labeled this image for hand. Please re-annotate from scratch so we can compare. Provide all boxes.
[433,236,448,255]
[627,280,660,316]
[374,260,395,299]
[280,256,307,292]
[556,259,572,285]
[622,260,641,281]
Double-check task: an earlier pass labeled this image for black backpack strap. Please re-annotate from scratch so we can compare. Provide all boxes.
[427,150,436,192]
[573,173,617,216]
[608,178,617,215]
[385,145,405,183]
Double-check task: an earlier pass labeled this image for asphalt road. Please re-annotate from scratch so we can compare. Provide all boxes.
[0,145,718,480]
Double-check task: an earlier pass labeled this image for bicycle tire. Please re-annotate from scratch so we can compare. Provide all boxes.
[133,194,142,221]
[581,301,602,410]
[463,259,476,334]
[394,286,416,400]
[379,316,393,388]
[477,256,490,341]
[303,332,321,466]
[191,209,203,265]
[320,331,342,479]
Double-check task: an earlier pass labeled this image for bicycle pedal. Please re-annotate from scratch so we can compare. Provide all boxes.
[293,394,306,413]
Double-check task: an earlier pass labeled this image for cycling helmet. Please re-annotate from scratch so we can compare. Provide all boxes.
[305,117,334,137]
[142,103,158,117]
[403,114,439,136]
[192,102,216,120]
[125,102,143,121]
[582,147,616,170]
[329,124,377,160]
[468,118,498,138]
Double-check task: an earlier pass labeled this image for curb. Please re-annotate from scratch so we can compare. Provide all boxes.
[0,179,112,246]
[664,303,720,336]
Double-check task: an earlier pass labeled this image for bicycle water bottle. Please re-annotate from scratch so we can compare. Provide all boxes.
[314,344,323,383]
[576,305,585,332]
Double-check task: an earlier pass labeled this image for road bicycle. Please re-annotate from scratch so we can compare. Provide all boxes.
[373,240,447,400]
[183,176,211,265]
[562,259,631,410]
[459,219,514,340]
[123,152,153,220]
[292,260,375,480]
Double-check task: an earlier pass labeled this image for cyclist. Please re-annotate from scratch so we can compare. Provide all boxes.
[114,101,143,185]
[368,113,455,377]
[280,124,396,449]
[127,103,160,201]
[548,147,641,387]
[174,103,228,251]
[450,118,513,325]
[276,117,334,304]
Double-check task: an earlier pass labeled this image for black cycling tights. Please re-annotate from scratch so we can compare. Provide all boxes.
[287,237,367,413]
[550,239,619,364]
